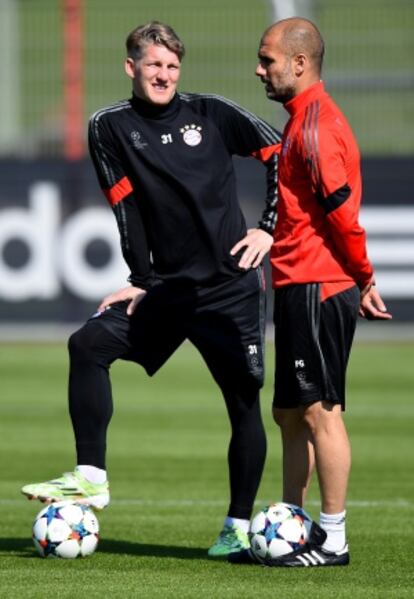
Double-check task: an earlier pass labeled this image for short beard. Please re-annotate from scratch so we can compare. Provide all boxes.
[267,84,296,104]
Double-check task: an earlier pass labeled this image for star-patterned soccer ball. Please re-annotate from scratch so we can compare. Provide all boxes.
[249,502,313,562]
[32,501,99,558]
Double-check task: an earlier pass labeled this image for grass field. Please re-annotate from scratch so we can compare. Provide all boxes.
[0,340,413,598]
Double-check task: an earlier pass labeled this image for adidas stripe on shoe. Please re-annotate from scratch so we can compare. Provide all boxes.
[265,544,350,567]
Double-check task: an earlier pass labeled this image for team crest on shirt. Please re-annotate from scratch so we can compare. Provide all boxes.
[180,124,203,146]
[130,130,148,150]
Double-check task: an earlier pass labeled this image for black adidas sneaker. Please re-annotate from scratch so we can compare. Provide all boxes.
[263,520,349,567]
[264,543,350,567]
[228,521,327,565]
[229,520,348,567]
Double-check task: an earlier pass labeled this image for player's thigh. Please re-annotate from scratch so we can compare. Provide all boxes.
[273,283,359,410]
[126,282,191,375]
[69,284,187,373]
[273,284,325,409]
[318,285,360,408]
[190,268,266,392]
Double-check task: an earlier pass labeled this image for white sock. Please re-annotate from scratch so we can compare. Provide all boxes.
[224,516,250,534]
[76,465,107,485]
[319,510,347,552]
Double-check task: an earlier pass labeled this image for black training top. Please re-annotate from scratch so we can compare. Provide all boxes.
[88,92,281,289]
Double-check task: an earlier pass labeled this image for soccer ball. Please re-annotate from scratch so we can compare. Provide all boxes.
[249,502,313,562]
[32,501,99,558]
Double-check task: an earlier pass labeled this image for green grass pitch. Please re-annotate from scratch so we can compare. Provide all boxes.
[0,339,413,598]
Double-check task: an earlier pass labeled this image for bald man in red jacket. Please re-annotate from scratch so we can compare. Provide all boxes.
[254,17,391,567]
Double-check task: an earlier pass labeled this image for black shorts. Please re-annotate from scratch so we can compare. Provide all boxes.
[273,283,360,410]
[83,267,266,390]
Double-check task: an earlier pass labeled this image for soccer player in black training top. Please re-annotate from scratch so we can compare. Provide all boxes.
[22,21,281,558]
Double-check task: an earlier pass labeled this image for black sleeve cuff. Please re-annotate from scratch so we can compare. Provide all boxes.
[127,273,155,290]
[257,221,275,235]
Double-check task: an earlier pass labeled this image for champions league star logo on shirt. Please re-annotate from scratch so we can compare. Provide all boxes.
[130,130,148,150]
[180,124,203,146]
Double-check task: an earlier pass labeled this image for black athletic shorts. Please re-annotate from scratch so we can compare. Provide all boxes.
[84,267,266,390]
[273,283,360,410]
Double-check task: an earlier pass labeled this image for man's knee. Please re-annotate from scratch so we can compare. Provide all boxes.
[68,325,93,361]
[302,400,343,435]
[68,322,110,366]
[272,406,303,429]
[69,318,130,369]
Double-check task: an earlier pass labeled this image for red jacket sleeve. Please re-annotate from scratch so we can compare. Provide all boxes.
[307,121,374,289]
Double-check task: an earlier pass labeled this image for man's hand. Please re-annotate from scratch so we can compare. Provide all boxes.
[359,285,392,320]
[98,286,147,316]
[230,228,273,269]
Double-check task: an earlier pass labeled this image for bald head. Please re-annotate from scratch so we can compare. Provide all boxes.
[263,18,324,75]
[256,18,325,103]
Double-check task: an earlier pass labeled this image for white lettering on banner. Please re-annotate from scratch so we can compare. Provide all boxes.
[0,182,128,301]
[60,207,127,300]
[0,183,59,300]
[360,207,414,298]
[0,185,413,302]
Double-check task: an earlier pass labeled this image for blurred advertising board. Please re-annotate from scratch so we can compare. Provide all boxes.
[0,158,412,323]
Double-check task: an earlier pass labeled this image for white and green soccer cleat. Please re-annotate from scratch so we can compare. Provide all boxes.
[21,469,109,510]
[207,524,250,557]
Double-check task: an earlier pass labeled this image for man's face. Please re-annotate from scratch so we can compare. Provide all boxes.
[125,42,181,105]
[256,34,297,104]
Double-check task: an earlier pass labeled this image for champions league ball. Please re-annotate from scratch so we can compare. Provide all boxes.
[32,501,99,558]
[249,502,313,562]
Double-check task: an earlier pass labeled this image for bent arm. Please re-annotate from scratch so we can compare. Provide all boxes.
[88,112,154,289]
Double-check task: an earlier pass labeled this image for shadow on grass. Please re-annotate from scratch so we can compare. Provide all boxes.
[99,538,207,559]
[0,537,208,560]
[0,538,35,557]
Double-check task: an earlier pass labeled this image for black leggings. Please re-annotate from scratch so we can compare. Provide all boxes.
[68,318,267,520]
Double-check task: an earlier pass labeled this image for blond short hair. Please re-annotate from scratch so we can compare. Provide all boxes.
[126,21,185,61]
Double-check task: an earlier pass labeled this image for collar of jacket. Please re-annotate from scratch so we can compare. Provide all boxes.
[284,80,325,117]
[130,92,181,120]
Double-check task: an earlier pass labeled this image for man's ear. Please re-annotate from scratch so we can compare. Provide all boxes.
[294,53,306,76]
[125,57,135,79]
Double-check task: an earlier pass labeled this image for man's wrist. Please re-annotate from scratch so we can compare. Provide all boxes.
[257,222,274,235]
[360,278,376,298]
